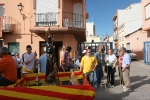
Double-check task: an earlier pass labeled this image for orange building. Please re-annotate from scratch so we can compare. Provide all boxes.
[0,0,88,62]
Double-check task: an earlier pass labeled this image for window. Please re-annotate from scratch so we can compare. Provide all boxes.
[122,44,124,47]
[126,43,130,50]
[145,3,150,19]
[92,40,94,43]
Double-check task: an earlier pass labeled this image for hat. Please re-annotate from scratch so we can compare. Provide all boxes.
[11,52,15,56]
[82,50,86,54]
[44,47,46,52]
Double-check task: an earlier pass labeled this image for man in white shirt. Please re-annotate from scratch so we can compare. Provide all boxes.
[120,47,131,92]
[22,45,36,73]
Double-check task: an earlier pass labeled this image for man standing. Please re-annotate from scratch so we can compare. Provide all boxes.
[22,45,36,73]
[94,47,103,88]
[80,49,98,86]
[120,47,131,91]
[0,47,17,86]
[39,47,47,73]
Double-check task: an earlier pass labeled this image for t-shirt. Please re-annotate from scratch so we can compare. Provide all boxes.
[23,53,35,70]
[0,55,17,82]
[80,56,98,74]
[119,56,123,67]
[106,54,116,63]
[39,54,47,73]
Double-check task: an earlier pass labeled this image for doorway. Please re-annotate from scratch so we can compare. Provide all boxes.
[39,41,63,66]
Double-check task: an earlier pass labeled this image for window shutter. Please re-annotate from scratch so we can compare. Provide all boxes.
[36,0,58,13]
[36,0,58,26]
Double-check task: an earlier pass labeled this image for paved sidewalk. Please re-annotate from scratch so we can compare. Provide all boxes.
[95,61,150,100]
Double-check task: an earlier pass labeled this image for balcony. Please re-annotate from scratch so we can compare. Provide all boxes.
[62,12,84,28]
[30,12,86,41]
[35,12,84,29]
[113,35,118,41]
[1,16,21,33]
[35,12,58,26]
[113,23,117,30]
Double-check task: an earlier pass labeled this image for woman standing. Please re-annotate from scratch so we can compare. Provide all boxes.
[118,51,124,87]
[105,49,117,88]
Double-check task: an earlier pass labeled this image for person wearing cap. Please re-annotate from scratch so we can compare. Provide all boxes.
[0,47,17,86]
[39,47,47,73]
[120,47,131,92]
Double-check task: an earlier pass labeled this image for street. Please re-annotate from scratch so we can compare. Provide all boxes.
[95,61,150,100]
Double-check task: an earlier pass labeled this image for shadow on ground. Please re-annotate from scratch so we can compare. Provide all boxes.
[95,75,150,100]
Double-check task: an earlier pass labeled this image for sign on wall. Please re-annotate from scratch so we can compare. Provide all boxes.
[0,16,3,38]
[145,3,150,19]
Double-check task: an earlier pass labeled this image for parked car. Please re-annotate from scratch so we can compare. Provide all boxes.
[127,50,137,60]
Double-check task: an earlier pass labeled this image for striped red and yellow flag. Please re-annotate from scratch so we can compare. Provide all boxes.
[0,72,95,100]
[0,85,95,100]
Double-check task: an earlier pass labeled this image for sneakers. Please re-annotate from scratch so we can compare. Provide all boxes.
[111,85,115,88]
[123,86,126,89]
[94,85,98,88]
[123,86,132,92]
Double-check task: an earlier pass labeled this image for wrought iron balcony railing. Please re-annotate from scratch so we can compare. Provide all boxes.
[62,12,84,28]
[2,16,21,33]
[35,12,58,26]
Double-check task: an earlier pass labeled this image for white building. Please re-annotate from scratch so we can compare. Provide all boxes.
[85,22,100,42]
[113,2,142,49]
[86,22,96,36]
[117,2,142,27]
[86,35,101,42]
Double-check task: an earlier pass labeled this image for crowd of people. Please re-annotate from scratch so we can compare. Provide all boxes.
[59,45,131,92]
[0,44,131,92]
[0,45,48,86]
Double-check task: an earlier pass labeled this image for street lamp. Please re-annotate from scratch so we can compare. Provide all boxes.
[17,3,23,11]
[17,3,26,20]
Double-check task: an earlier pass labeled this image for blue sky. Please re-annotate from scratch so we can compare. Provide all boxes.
[86,0,141,39]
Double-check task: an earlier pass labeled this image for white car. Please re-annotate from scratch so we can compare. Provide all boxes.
[127,50,137,60]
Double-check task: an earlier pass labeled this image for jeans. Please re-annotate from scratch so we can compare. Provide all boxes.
[84,71,94,86]
[94,66,102,86]
[0,74,15,86]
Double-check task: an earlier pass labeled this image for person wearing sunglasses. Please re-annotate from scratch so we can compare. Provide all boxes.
[80,49,98,86]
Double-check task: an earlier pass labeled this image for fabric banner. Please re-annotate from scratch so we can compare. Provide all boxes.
[0,16,3,38]
[0,72,95,100]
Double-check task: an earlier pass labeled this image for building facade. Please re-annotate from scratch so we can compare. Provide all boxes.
[142,0,150,63]
[112,2,142,49]
[86,22,95,36]
[0,0,87,61]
